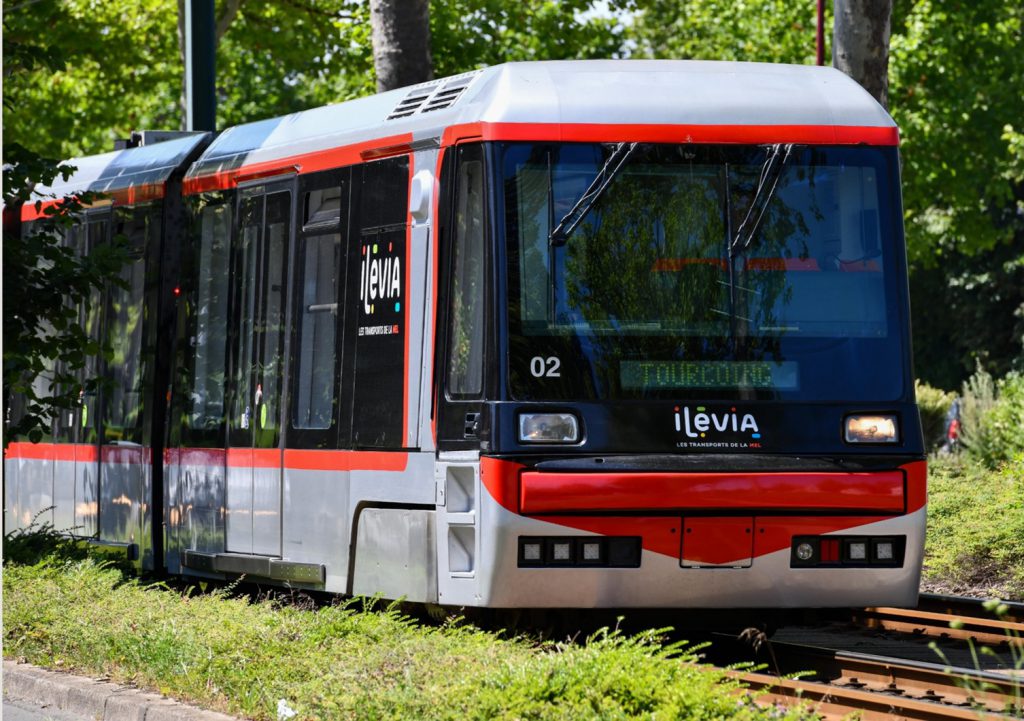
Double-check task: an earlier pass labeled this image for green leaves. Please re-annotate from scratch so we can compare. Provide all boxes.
[890,0,1024,264]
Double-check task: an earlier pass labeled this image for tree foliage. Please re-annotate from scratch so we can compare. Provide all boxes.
[2,0,182,159]
[628,0,827,65]
[2,0,629,159]
[890,0,1024,264]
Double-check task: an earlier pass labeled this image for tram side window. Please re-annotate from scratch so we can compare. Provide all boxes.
[447,146,486,398]
[54,222,84,440]
[81,217,109,444]
[190,201,232,433]
[103,207,152,444]
[293,232,341,430]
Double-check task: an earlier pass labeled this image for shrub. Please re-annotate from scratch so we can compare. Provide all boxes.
[915,380,954,452]
[959,366,997,461]
[974,373,1024,467]
[961,369,1024,468]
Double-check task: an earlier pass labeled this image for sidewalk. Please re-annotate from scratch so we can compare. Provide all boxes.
[3,660,243,721]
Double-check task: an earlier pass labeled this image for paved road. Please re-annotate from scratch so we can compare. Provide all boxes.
[3,697,94,721]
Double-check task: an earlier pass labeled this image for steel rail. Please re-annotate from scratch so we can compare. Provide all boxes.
[733,669,1013,721]
[918,593,1024,625]
[855,605,1024,648]
[765,640,1022,714]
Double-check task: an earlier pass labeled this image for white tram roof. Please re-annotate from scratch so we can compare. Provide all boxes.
[28,60,895,207]
[185,60,896,187]
[34,133,210,200]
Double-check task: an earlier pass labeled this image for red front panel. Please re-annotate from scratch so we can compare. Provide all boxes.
[519,470,906,514]
[681,517,754,567]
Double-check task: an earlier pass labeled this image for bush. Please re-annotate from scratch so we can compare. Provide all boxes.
[974,373,1024,467]
[915,380,954,452]
[961,369,1024,468]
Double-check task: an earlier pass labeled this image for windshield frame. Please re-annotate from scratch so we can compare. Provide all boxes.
[494,140,913,404]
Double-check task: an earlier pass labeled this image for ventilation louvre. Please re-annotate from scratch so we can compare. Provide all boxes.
[386,71,480,121]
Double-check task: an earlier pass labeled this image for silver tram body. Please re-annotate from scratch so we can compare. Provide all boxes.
[5,61,926,608]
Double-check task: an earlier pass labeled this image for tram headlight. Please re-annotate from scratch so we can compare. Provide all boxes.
[844,414,899,443]
[518,412,579,444]
[795,542,815,561]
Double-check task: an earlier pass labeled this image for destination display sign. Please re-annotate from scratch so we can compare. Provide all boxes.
[620,360,799,390]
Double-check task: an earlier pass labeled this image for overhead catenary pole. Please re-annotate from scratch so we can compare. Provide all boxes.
[184,0,216,131]
[816,0,825,65]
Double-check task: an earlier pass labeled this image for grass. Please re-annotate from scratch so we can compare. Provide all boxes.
[3,543,809,721]
[924,454,1024,600]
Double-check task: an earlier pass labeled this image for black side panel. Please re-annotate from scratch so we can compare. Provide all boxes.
[346,156,409,449]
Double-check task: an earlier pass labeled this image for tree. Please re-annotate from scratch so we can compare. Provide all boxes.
[1,0,368,159]
[370,0,433,92]
[628,0,826,65]
[832,0,892,108]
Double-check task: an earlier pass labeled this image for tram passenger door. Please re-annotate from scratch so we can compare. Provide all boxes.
[226,187,292,556]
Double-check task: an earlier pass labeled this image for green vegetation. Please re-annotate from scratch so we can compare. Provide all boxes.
[962,372,1024,469]
[3,545,806,721]
[919,369,1024,600]
[919,367,1024,467]
[924,455,1024,600]
[915,380,955,452]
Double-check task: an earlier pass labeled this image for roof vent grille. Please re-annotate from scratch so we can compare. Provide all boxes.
[386,70,480,120]
[386,82,440,120]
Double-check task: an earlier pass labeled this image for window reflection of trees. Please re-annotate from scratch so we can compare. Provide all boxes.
[507,144,890,399]
[188,195,232,435]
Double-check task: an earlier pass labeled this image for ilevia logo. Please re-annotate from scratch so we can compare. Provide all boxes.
[673,405,763,449]
[358,240,402,337]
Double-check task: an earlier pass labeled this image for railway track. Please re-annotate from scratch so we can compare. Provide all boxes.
[741,640,1021,717]
[855,594,1024,648]
[726,594,1024,719]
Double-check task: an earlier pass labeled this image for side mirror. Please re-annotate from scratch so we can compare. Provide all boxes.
[409,169,434,224]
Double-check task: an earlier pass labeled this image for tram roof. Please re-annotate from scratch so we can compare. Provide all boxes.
[26,61,898,210]
[183,60,896,191]
[32,133,210,204]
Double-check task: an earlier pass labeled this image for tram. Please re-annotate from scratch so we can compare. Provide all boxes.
[4,60,926,608]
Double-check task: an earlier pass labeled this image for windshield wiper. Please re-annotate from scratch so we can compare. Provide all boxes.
[729,143,794,255]
[549,141,639,246]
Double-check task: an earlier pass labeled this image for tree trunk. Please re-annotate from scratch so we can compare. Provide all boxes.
[369,0,433,93]
[832,0,892,109]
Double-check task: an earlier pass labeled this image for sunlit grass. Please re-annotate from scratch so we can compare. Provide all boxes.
[3,550,809,720]
[925,455,1024,600]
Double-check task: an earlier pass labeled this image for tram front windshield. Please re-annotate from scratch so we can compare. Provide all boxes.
[500,142,907,402]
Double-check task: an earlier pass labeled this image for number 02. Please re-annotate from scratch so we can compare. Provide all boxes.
[530,356,561,378]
